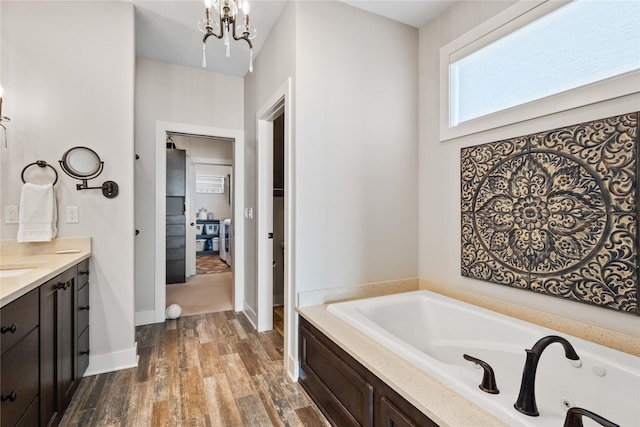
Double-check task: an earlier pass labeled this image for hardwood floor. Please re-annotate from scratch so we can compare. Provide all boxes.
[60,308,328,426]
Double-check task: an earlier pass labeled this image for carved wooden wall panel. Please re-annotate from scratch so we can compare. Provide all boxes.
[461,112,638,315]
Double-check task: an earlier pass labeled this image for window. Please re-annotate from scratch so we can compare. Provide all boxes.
[440,0,640,141]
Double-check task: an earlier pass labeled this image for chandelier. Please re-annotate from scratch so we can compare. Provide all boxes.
[199,0,257,72]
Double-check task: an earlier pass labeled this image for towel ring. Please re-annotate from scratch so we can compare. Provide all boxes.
[21,160,59,186]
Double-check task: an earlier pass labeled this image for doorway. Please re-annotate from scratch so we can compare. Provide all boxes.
[165,133,234,316]
[256,78,297,379]
[153,121,245,324]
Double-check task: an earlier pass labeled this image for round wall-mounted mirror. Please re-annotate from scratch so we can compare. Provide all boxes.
[60,146,103,178]
[59,146,118,198]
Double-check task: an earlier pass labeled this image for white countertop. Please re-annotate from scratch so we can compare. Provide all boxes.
[0,238,91,307]
[297,304,506,427]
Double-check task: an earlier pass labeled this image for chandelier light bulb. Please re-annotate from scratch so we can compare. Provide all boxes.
[200,0,255,72]
[202,43,207,67]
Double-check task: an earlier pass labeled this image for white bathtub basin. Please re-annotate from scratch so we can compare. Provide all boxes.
[328,290,640,426]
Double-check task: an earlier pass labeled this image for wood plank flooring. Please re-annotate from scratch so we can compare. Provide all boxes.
[60,307,329,426]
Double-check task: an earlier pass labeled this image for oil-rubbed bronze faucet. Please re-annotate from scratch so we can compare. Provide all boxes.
[463,354,499,394]
[514,335,581,416]
[564,407,619,427]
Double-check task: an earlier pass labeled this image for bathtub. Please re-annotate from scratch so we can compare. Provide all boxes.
[327,290,640,426]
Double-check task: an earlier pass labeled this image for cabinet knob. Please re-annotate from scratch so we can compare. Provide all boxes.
[79,305,90,311]
[55,280,72,290]
[79,270,89,276]
[80,349,90,356]
[1,391,17,402]
[0,323,17,334]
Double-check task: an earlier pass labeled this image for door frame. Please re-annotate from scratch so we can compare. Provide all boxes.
[256,78,297,378]
[154,121,245,323]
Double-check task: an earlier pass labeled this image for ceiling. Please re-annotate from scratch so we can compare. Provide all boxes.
[134,0,455,77]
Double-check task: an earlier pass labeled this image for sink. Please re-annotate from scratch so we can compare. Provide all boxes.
[0,267,36,278]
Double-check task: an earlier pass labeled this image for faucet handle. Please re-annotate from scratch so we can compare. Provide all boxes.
[463,354,499,394]
[564,407,619,427]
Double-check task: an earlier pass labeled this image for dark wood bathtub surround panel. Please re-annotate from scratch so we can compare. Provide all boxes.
[299,317,439,427]
[461,112,639,315]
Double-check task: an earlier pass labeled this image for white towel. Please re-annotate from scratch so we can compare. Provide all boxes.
[17,183,57,242]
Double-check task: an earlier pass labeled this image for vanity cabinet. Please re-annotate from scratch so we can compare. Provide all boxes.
[299,317,438,427]
[0,259,90,427]
[0,288,40,427]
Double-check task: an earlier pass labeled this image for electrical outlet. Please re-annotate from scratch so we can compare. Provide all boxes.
[5,206,18,224]
[66,206,79,223]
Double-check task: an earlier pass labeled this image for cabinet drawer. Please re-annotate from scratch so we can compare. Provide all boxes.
[166,236,185,249]
[166,247,185,261]
[77,327,90,379]
[300,324,373,426]
[1,328,39,427]
[77,283,90,335]
[77,259,90,287]
[166,224,185,236]
[166,214,185,225]
[0,288,39,355]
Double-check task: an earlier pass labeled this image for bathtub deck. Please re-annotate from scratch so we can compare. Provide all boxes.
[297,304,506,427]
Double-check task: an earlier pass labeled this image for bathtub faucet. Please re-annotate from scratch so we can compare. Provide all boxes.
[514,335,581,416]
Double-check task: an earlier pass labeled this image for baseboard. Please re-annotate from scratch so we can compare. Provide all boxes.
[84,342,138,376]
[273,293,284,306]
[287,355,299,381]
[242,301,258,329]
[135,310,157,326]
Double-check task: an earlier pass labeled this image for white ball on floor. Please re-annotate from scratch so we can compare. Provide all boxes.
[165,304,182,319]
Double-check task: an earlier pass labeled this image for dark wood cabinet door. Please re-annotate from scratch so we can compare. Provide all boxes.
[299,321,374,427]
[40,275,61,427]
[40,267,78,427]
[59,267,77,410]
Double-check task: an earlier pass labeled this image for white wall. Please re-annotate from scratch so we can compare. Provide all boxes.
[134,58,243,316]
[295,1,419,293]
[243,0,297,314]
[418,0,640,337]
[0,1,137,373]
[194,164,232,219]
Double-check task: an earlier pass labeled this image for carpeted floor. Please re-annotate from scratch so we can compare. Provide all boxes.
[166,272,232,317]
[196,254,230,275]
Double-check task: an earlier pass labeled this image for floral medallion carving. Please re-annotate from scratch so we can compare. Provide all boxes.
[461,113,638,314]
